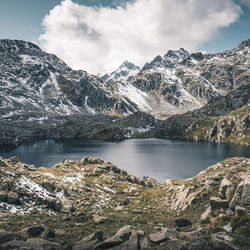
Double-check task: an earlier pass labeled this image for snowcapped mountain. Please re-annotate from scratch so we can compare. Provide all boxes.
[0,40,144,121]
[0,39,249,122]
[99,61,141,84]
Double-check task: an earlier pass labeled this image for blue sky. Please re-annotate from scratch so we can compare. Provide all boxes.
[0,0,249,72]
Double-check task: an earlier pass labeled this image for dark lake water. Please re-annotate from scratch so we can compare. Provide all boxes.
[1,139,250,182]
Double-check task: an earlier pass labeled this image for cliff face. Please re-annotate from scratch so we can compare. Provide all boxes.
[0,156,249,249]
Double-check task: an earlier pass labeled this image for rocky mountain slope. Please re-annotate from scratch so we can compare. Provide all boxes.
[0,156,249,249]
[0,40,144,120]
[156,82,250,146]
[99,39,250,119]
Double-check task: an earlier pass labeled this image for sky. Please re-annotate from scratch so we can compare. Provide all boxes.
[0,0,249,74]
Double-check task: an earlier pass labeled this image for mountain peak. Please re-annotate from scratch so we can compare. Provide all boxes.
[119,60,140,70]
[0,39,41,54]
[238,38,250,49]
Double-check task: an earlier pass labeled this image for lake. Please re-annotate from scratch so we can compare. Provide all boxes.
[1,139,250,182]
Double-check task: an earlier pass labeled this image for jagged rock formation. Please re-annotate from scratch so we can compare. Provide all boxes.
[157,82,250,145]
[99,61,141,84]
[0,40,143,120]
[0,156,249,249]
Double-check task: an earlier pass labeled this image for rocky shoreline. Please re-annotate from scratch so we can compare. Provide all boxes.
[0,156,249,249]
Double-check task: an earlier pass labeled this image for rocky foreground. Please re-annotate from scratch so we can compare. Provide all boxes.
[0,156,249,249]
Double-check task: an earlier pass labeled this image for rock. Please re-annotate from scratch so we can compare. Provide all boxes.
[93,215,108,224]
[235,206,246,216]
[7,156,20,163]
[210,197,229,211]
[0,191,7,202]
[175,218,192,227]
[211,238,238,250]
[3,240,26,249]
[118,231,142,250]
[41,227,55,240]
[41,181,56,193]
[61,198,74,213]
[229,176,250,212]
[7,191,19,204]
[73,231,103,250]
[95,225,132,249]
[25,238,61,248]
[212,232,233,242]
[141,176,159,187]
[0,230,14,244]
[0,159,8,167]
[201,206,211,220]
[186,238,207,250]
[148,228,170,244]
[140,237,149,249]
[21,225,45,238]
[218,178,233,200]
[223,223,232,233]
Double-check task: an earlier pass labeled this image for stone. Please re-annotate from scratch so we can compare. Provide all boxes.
[0,159,8,167]
[175,218,192,227]
[186,238,207,250]
[148,228,170,244]
[218,178,233,200]
[223,223,232,233]
[61,198,74,213]
[94,225,132,249]
[0,230,14,244]
[211,238,238,250]
[21,225,45,238]
[73,231,103,250]
[210,197,229,211]
[229,176,250,212]
[8,156,20,163]
[25,238,61,248]
[41,181,56,193]
[118,231,142,250]
[7,191,19,204]
[212,232,233,243]
[140,237,149,249]
[0,191,7,202]
[93,215,108,224]
[41,227,55,240]
[235,206,246,216]
[201,206,211,220]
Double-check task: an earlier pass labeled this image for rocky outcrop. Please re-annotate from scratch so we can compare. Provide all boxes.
[0,156,249,249]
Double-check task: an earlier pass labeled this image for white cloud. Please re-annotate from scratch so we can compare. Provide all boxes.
[39,0,242,74]
[239,0,250,8]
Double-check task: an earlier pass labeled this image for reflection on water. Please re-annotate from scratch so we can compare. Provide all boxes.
[1,139,250,182]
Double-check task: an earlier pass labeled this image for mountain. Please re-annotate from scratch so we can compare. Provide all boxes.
[0,39,249,149]
[0,40,144,121]
[99,60,141,84]
[156,82,250,145]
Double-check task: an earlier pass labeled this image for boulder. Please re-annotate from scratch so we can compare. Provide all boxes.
[25,238,61,249]
[0,191,7,202]
[41,227,55,240]
[229,176,250,212]
[148,228,170,244]
[201,206,211,221]
[175,218,192,227]
[211,238,238,250]
[73,231,103,250]
[212,232,233,243]
[0,230,14,244]
[186,238,207,250]
[118,231,142,250]
[21,225,45,238]
[0,159,8,167]
[210,197,229,211]
[94,225,132,249]
[93,215,108,224]
[7,191,20,204]
[41,181,56,193]
[218,178,233,200]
